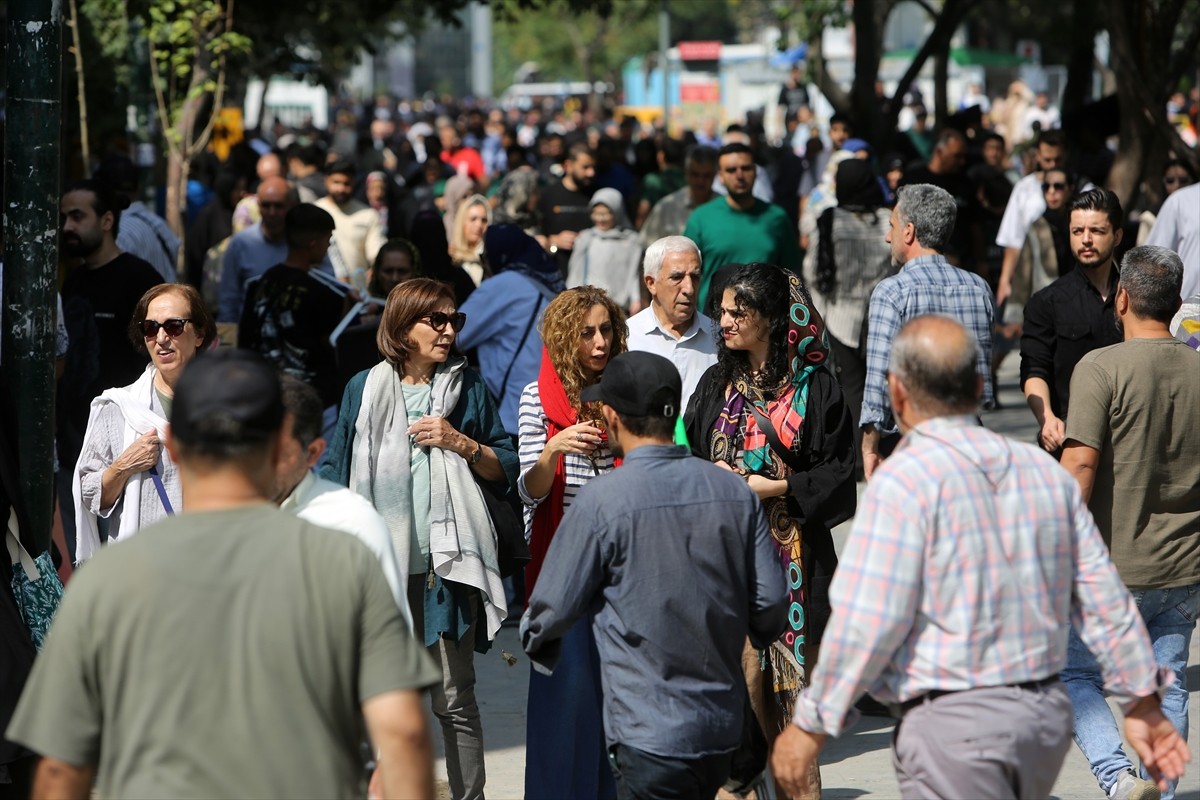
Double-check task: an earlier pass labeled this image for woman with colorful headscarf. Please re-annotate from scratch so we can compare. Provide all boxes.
[516,286,627,800]
[684,262,856,800]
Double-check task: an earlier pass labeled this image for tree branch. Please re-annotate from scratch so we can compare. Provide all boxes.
[886,0,978,130]
[147,42,181,159]
[808,22,850,113]
[1167,23,1200,91]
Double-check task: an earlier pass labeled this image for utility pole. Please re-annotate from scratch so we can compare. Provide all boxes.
[659,0,670,134]
[2,0,62,554]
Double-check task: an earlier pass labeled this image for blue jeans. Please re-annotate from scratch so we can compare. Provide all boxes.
[1061,583,1200,800]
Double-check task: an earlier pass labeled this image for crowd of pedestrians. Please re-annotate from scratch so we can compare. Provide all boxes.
[0,82,1197,800]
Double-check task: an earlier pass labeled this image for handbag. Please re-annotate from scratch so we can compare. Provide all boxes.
[476,479,531,579]
[5,509,64,650]
[722,683,770,794]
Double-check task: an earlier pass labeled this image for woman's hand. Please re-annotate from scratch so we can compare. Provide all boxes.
[546,423,605,459]
[113,431,161,474]
[746,474,788,500]
[408,416,472,458]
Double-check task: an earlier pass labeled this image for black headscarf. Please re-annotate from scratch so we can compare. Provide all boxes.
[483,224,565,294]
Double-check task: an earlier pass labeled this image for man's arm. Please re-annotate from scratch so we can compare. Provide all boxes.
[996,246,1022,306]
[747,501,788,647]
[521,498,607,668]
[1019,291,1062,450]
[363,690,434,800]
[31,758,97,800]
[1060,441,1100,502]
[859,284,902,479]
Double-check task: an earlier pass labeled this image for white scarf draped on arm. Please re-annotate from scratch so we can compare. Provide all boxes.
[73,366,169,562]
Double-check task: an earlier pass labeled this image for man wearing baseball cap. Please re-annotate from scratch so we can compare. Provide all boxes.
[521,351,787,797]
[8,351,439,799]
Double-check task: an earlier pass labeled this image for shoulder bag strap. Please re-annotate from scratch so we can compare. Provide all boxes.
[749,404,790,461]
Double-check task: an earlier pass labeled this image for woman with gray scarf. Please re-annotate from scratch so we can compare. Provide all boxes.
[322,278,518,800]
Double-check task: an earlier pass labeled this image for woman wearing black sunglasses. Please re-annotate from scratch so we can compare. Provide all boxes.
[73,284,217,563]
[321,277,517,800]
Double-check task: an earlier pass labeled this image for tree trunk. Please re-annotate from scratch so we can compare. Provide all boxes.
[934,49,949,127]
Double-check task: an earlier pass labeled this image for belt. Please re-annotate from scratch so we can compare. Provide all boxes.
[897,675,1060,717]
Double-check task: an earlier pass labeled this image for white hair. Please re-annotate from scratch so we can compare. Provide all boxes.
[642,236,701,278]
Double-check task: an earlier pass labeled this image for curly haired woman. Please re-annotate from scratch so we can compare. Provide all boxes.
[517,285,627,800]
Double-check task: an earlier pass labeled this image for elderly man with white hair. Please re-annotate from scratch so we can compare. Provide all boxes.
[625,235,718,414]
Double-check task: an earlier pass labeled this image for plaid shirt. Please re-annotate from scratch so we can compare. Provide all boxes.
[792,416,1168,737]
[859,255,995,433]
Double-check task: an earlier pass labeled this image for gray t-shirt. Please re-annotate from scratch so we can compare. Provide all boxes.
[1065,338,1200,590]
[7,503,439,799]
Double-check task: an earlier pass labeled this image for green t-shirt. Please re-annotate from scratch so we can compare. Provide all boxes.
[683,196,805,311]
[1065,338,1200,590]
[7,504,439,799]
[402,383,433,571]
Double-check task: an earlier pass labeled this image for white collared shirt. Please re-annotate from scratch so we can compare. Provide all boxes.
[281,471,412,631]
[626,306,719,415]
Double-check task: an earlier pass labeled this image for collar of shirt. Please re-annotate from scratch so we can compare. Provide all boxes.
[621,443,689,463]
[899,253,951,273]
[894,414,982,454]
[630,307,712,343]
[1066,263,1119,301]
[279,470,316,512]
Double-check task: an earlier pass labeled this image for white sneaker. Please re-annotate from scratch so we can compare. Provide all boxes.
[1108,769,1161,800]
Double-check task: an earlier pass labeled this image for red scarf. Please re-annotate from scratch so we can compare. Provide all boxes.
[526,349,577,596]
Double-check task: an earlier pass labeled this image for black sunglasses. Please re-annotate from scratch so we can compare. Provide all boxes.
[420,311,467,332]
[140,318,191,338]
[1042,182,1068,192]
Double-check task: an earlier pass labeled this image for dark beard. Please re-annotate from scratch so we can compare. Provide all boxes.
[60,236,97,258]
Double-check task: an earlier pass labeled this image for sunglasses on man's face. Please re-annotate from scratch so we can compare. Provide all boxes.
[1042,182,1067,192]
[420,311,467,332]
[140,318,191,338]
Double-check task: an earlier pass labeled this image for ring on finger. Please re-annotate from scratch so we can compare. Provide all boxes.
[577,433,584,442]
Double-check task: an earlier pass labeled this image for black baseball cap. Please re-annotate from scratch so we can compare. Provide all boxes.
[170,350,284,445]
[581,351,682,418]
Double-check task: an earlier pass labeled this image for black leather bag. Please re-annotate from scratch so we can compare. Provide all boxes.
[477,480,530,578]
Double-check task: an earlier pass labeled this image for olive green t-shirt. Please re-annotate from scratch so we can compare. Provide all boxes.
[1065,338,1200,590]
[7,504,439,799]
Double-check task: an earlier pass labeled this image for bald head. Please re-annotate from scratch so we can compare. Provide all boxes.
[889,315,981,416]
[257,177,294,240]
[257,153,284,181]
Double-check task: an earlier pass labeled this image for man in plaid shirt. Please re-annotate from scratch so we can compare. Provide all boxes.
[859,183,995,479]
[771,315,1188,800]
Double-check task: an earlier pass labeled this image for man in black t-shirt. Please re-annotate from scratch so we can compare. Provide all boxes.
[238,204,350,410]
[538,142,596,275]
[778,64,811,133]
[58,180,165,460]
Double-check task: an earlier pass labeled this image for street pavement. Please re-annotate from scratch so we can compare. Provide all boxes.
[429,356,1200,799]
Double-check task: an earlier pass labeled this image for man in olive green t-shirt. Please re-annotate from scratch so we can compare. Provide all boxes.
[1060,246,1200,800]
[684,142,804,311]
[7,351,440,800]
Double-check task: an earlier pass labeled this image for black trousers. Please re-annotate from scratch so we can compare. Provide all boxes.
[608,743,733,800]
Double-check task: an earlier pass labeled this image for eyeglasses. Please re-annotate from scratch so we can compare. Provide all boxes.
[140,318,191,338]
[419,311,466,332]
[1042,182,1068,192]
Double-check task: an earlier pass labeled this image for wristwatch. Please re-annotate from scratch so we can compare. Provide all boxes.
[468,440,483,465]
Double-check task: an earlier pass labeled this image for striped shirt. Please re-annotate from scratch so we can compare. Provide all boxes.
[117,202,179,283]
[860,255,995,433]
[791,416,1168,737]
[517,380,615,541]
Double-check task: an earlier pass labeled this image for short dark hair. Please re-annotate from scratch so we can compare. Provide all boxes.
[566,141,594,163]
[616,412,676,440]
[324,158,356,178]
[1036,129,1065,150]
[1119,246,1184,323]
[685,145,719,170]
[981,131,1005,148]
[660,137,686,167]
[278,374,325,447]
[288,143,322,168]
[1069,188,1123,231]
[128,284,218,353]
[718,142,753,159]
[62,179,129,238]
[284,203,336,249]
[829,112,853,131]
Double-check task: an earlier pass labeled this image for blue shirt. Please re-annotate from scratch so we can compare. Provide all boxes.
[860,254,995,434]
[521,444,788,757]
[458,271,554,435]
[218,223,288,323]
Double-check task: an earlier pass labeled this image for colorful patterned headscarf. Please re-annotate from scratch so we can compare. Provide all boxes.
[734,272,830,472]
